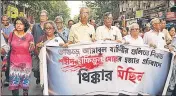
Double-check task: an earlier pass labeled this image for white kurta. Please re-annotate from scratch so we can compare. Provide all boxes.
[143,30,166,49]
[123,35,144,46]
[96,25,122,41]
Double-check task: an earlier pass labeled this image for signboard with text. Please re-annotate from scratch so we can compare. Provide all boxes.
[42,43,174,95]
[135,10,143,18]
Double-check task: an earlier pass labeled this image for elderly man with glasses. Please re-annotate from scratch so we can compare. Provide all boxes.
[123,23,144,46]
[60,7,95,47]
[31,10,48,85]
[54,16,69,43]
[95,12,122,43]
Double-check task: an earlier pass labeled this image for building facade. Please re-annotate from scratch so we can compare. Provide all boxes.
[117,1,174,27]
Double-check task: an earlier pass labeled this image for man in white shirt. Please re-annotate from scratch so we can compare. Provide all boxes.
[143,18,166,49]
[61,7,95,47]
[123,23,144,46]
[96,12,122,43]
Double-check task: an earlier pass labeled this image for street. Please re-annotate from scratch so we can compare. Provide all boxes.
[2,72,43,95]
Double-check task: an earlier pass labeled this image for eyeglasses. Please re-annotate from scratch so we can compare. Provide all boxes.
[55,22,63,24]
[40,15,47,17]
[45,27,54,30]
[16,23,24,25]
[81,12,89,15]
[131,28,139,31]
[2,20,8,21]
[104,17,113,20]
[154,22,160,24]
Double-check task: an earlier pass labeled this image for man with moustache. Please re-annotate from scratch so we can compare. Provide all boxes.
[60,7,95,47]
[31,10,48,85]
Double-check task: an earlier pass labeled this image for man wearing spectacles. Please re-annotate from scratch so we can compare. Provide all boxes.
[54,16,69,43]
[122,23,144,46]
[60,7,95,47]
[95,12,122,43]
[31,10,48,85]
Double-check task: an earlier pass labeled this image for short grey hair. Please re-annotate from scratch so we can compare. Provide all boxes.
[103,12,113,19]
[40,10,48,16]
[44,20,58,32]
[129,23,139,32]
[150,18,160,29]
[54,16,63,22]
[80,7,90,14]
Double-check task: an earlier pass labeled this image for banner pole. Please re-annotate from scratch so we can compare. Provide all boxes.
[162,52,175,95]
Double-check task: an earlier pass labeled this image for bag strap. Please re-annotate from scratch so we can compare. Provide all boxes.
[54,32,67,43]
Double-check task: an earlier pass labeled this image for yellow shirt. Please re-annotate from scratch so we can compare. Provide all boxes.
[68,22,95,43]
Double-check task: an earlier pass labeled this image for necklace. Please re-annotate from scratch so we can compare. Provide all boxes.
[15,31,26,38]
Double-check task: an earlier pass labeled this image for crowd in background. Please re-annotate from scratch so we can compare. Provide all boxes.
[1,7,176,96]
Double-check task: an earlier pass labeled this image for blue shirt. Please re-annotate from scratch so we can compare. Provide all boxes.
[2,24,14,42]
[2,24,14,36]
[55,27,69,43]
[31,23,45,44]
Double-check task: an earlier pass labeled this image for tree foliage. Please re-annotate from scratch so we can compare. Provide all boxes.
[73,15,79,23]
[18,0,71,23]
[85,0,119,25]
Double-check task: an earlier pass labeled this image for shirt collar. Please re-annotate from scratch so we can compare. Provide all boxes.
[59,27,67,34]
[130,34,139,40]
[3,24,12,28]
[152,29,160,35]
[78,22,90,27]
[103,25,112,30]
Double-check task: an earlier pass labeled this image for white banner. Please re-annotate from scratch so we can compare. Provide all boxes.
[41,43,174,95]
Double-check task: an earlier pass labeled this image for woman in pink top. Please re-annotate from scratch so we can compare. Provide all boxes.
[8,17,34,96]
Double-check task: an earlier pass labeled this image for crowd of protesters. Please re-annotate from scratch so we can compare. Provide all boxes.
[1,7,176,96]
